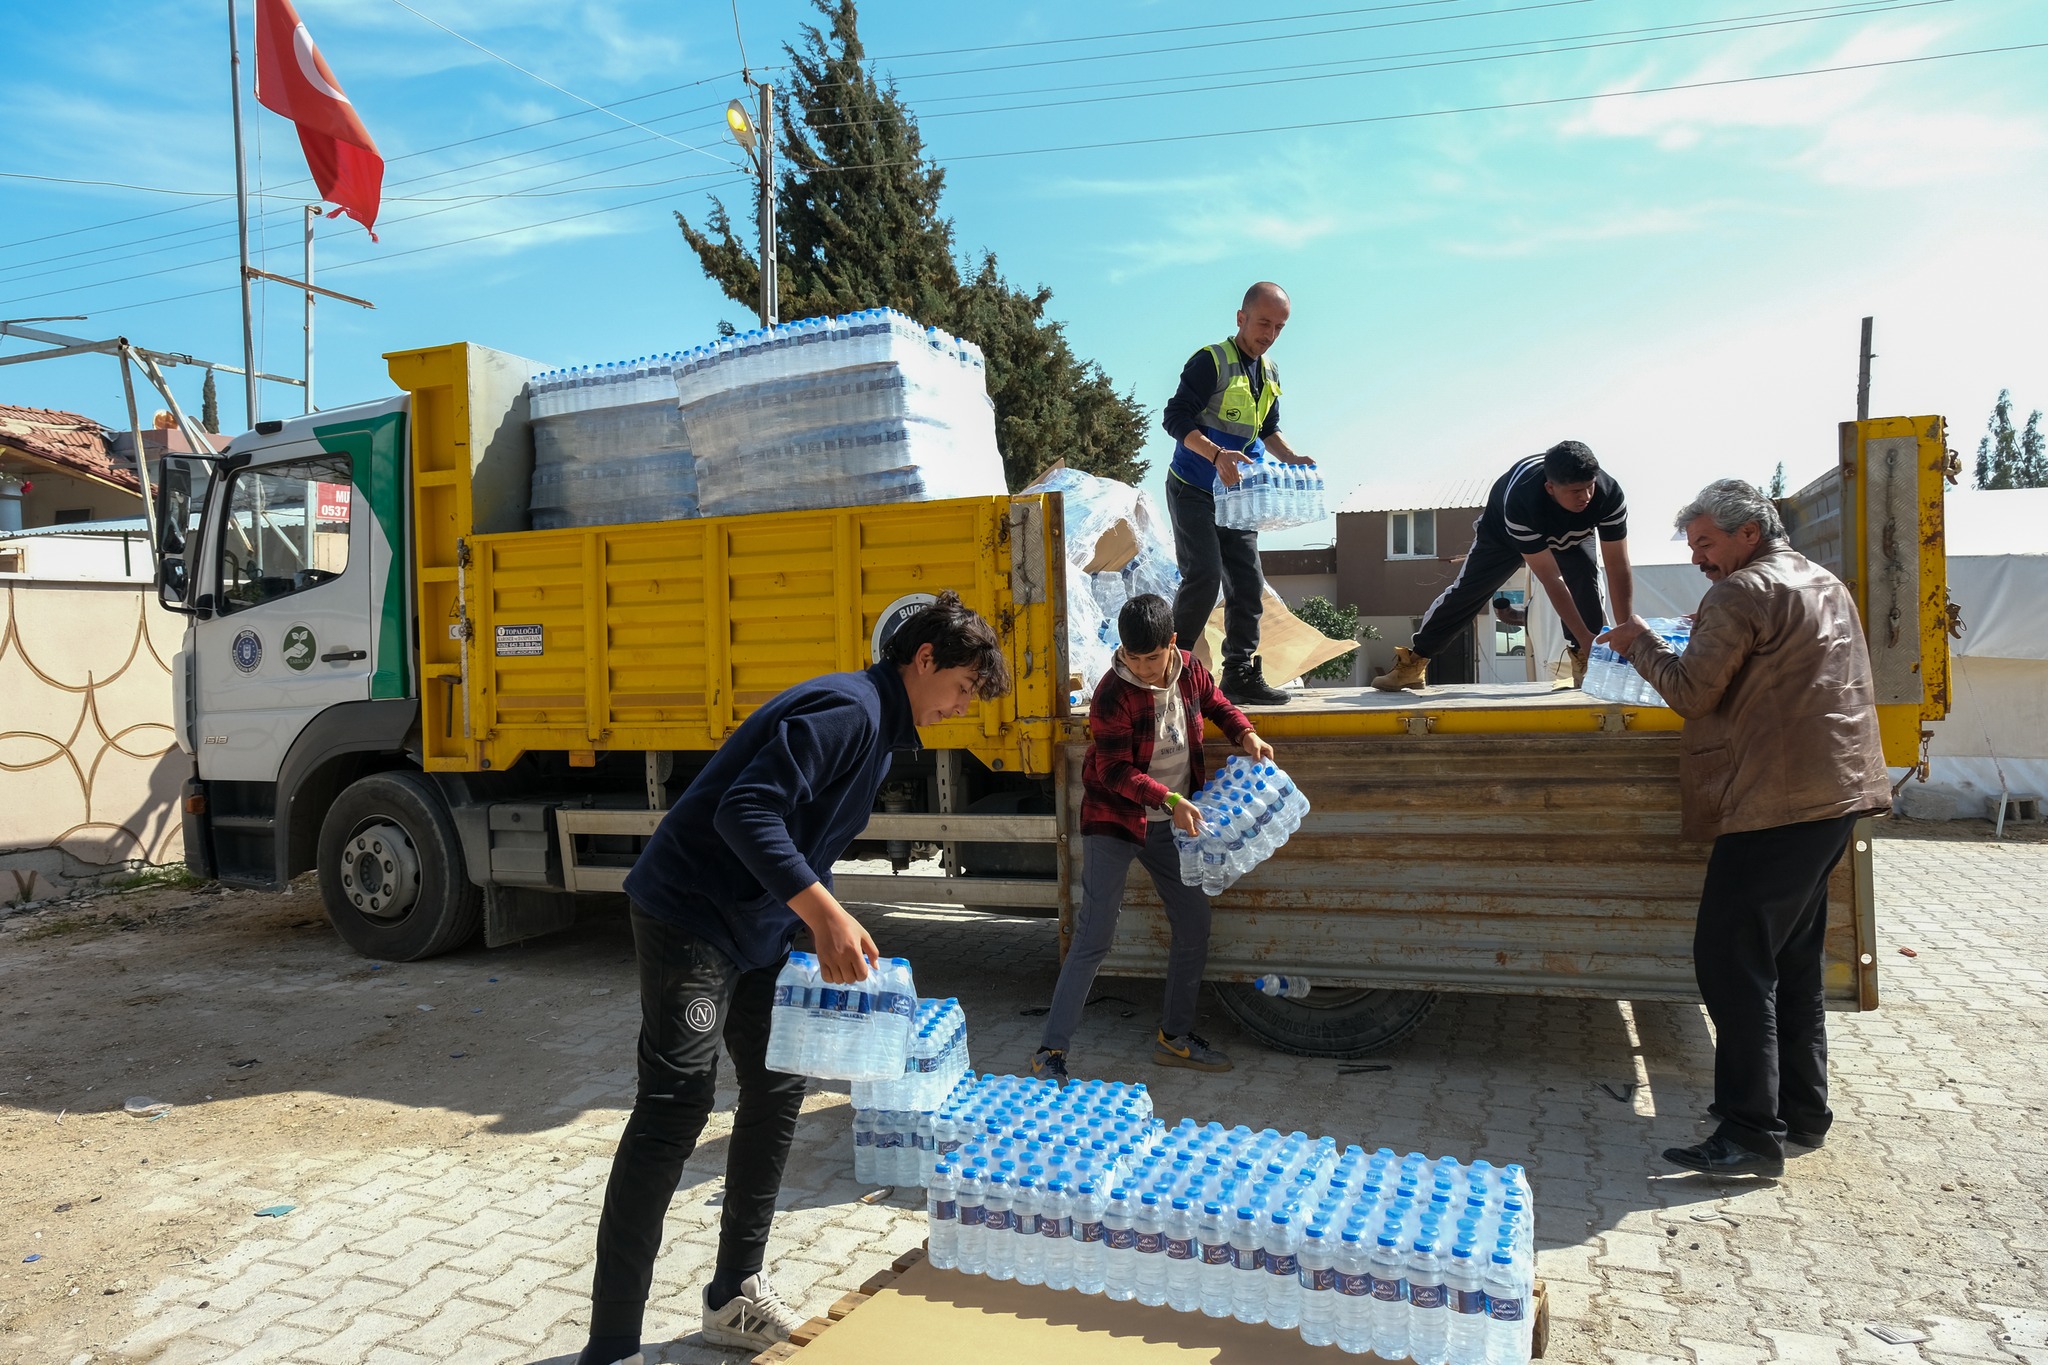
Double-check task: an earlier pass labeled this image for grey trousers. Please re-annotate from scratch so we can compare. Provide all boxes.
[1039,823,1214,1054]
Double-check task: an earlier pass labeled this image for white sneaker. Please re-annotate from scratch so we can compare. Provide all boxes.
[701,1273,807,1351]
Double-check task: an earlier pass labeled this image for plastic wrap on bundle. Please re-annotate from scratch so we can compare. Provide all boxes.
[530,400,697,530]
[684,324,1006,519]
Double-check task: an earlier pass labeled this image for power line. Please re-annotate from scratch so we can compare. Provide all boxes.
[797,0,1946,133]
[858,0,1476,62]
[386,0,731,169]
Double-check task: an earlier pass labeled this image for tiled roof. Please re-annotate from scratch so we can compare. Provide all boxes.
[0,404,137,492]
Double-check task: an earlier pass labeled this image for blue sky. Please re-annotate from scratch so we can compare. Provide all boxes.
[4,0,2045,549]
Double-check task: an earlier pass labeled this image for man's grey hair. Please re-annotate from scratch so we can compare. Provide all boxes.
[1675,478,1785,542]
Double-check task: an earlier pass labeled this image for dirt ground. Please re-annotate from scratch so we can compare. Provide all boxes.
[2,814,2042,1362]
[0,874,654,1360]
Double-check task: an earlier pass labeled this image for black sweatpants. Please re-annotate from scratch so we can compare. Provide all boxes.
[1166,473,1265,670]
[1694,813,1858,1161]
[1413,528,1604,660]
[589,905,808,1340]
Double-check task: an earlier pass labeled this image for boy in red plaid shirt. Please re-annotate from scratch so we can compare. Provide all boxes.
[1032,594,1274,1082]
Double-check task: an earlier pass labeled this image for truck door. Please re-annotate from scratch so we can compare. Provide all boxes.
[191,443,375,781]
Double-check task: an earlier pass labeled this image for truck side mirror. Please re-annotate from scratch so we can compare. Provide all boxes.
[159,461,191,557]
[159,558,188,604]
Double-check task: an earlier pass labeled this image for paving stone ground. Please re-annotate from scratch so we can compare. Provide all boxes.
[9,824,2046,1365]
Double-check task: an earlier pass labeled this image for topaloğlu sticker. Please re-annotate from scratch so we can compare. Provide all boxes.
[230,628,263,674]
[495,624,544,657]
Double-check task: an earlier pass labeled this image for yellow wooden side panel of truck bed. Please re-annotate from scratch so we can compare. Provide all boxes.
[461,497,1069,775]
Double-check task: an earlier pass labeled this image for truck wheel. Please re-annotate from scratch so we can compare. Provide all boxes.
[1216,983,1438,1059]
[317,771,481,961]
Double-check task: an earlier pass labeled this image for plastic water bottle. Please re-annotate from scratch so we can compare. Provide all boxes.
[1073,1181,1108,1295]
[1042,1177,1075,1292]
[928,1161,960,1270]
[1334,1227,1372,1354]
[954,1161,988,1275]
[1264,1210,1304,1330]
[1164,1195,1200,1311]
[1229,1205,1266,1324]
[1254,974,1313,999]
[852,1108,877,1182]
[1133,1191,1168,1306]
[1483,1246,1525,1364]
[1196,1200,1233,1317]
[1102,1186,1138,1301]
[1409,1227,1449,1364]
[1013,1174,1045,1286]
[983,1164,1016,1281]
[1446,1238,1488,1365]
[1368,1228,1410,1359]
[1298,1222,1338,1347]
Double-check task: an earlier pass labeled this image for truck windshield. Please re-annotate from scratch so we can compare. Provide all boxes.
[217,453,353,613]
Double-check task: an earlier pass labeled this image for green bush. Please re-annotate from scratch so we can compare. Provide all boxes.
[1294,596,1376,683]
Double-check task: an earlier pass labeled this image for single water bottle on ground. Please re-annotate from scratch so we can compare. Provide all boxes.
[1254,974,1312,998]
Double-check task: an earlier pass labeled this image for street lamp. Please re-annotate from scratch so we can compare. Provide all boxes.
[725,86,776,328]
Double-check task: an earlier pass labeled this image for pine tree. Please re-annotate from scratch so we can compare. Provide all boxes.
[1768,462,1787,498]
[676,0,1149,489]
[200,370,220,435]
[1974,390,2048,490]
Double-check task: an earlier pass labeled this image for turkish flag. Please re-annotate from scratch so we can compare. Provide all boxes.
[254,0,384,239]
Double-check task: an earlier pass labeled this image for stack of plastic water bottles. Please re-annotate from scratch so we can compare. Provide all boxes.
[527,354,698,530]
[1214,449,1328,533]
[672,309,1007,519]
[1583,617,1691,706]
[530,354,685,416]
[929,1117,1537,1364]
[1173,755,1311,896]
[850,998,972,1186]
[764,952,917,1080]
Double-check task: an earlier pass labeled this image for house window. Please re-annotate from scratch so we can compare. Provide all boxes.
[54,507,93,524]
[1388,509,1436,559]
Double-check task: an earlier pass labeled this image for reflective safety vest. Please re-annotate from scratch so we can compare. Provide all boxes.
[1169,338,1281,486]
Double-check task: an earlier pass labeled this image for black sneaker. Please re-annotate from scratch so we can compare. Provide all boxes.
[1221,656,1290,707]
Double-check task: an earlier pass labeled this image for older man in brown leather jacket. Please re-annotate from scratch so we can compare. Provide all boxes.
[1602,478,1891,1178]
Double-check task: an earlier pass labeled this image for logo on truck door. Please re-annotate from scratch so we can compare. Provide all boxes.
[231,629,263,674]
[282,623,317,671]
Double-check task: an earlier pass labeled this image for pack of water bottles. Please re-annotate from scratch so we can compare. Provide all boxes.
[1583,616,1691,706]
[764,952,918,1081]
[1022,466,1184,694]
[1213,446,1329,533]
[929,1110,1537,1364]
[859,1068,1158,1192]
[852,997,971,1111]
[527,356,700,530]
[674,310,1008,519]
[1173,755,1311,895]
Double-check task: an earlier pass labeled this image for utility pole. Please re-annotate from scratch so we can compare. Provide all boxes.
[228,0,258,427]
[304,205,317,413]
[756,80,777,328]
[1856,315,1874,422]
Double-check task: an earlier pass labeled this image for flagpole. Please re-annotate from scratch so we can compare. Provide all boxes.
[228,0,258,427]
[304,204,316,414]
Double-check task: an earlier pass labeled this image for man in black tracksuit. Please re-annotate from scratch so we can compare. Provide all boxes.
[574,592,1010,1365]
[1372,440,1634,690]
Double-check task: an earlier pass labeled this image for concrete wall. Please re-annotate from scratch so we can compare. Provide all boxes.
[0,580,187,904]
[0,533,155,582]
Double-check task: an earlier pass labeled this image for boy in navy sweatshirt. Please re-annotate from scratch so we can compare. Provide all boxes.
[1031,593,1270,1085]
[577,592,1010,1365]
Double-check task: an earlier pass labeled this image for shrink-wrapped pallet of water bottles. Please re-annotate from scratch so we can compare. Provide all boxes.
[1174,754,1312,896]
[926,1105,1539,1365]
[1212,438,1330,533]
[1583,617,1691,706]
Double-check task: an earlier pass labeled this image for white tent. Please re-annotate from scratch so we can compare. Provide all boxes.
[1528,488,2048,822]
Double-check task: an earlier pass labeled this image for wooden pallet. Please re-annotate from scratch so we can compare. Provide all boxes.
[754,1245,1552,1361]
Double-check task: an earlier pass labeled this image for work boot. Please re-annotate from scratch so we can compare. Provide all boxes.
[1221,656,1290,707]
[1371,646,1429,691]
[1569,648,1589,688]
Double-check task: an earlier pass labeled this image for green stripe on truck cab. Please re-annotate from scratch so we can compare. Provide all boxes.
[314,409,410,700]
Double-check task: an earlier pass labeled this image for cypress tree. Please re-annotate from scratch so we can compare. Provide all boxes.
[677,0,1149,489]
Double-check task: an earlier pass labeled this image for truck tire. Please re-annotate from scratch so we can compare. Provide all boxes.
[317,771,481,961]
[1216,983,1439,1059]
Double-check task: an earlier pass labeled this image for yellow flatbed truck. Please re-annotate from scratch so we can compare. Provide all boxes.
[155,342,1954,1055]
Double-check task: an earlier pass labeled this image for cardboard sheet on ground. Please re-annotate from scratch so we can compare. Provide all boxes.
[1193,585,1357,686]
[792,1253,1374,1363]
